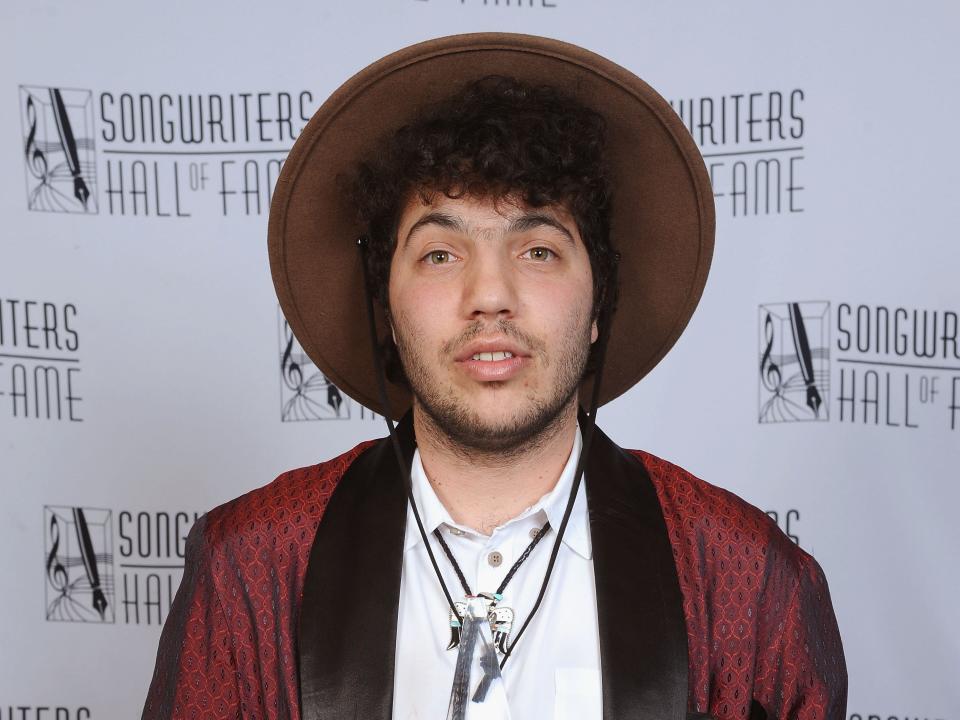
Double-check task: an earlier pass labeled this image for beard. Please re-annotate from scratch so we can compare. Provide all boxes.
[392,316,593,456]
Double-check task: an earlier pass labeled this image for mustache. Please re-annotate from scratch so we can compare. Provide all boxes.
[441,319,546,357]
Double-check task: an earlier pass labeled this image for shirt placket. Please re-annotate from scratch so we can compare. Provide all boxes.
[475,530,513,599]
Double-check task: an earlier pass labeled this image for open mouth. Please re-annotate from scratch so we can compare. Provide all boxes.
[455,342,528,382]
[471,351,514,362]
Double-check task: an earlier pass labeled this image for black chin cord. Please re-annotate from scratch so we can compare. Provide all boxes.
[357,236,618,672]
[357,237,462,627]
[497,257,617,670]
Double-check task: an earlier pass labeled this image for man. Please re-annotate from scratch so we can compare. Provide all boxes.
[143,34,846,720]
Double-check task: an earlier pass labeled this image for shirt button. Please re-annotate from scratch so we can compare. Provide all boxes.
[529,527,541,540]
[487,551,503,567]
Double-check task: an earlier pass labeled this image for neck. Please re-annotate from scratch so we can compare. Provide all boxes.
[413,401,579,535]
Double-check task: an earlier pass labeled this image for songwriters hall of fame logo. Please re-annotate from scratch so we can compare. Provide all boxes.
[19,86,98,214]
[43,506,114,623]
[278,308,377,422]
[758,302,830,422]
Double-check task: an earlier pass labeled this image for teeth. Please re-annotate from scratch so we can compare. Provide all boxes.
[471,351,514,361]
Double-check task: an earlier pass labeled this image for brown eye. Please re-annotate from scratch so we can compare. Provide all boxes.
[425,250,450,265]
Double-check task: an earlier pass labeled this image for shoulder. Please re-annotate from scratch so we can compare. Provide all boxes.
[193,439,379,560]
[623,448,847,705]
[628,449,810,583]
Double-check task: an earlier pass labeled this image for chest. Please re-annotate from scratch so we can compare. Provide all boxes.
[394,532,602,719]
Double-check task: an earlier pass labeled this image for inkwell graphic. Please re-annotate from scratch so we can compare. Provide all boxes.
[759,302,830,422]
[44,506,114,622]
[279,310,349,421]
[20,86,98,213]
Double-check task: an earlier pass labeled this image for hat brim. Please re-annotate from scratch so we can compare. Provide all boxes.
[269,33,714,420]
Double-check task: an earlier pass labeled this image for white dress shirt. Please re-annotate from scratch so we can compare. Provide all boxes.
[393,427,602,720]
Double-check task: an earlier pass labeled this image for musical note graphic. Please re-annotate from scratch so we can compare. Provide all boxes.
[280,316,350,421]
[758,302,830,423]
[45,514,68,596]
[24,96,49,183]
[20,86,98,213]
[44,507,114,623]
[760,313,782,393]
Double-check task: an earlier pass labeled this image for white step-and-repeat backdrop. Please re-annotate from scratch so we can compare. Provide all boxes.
[2,1,957,718]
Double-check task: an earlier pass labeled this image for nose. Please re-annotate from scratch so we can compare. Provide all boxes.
[460,248,518,321]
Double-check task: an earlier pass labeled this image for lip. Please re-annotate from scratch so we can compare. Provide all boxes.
[453,338,530,363]
[453,337,531,382]
[457,355,528,382]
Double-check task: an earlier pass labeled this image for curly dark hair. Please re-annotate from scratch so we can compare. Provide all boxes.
[351,75,618,386]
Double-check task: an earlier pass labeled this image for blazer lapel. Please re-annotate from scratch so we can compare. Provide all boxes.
[298,416,414,720]
[585,423,689,719]
[298,414,688,720]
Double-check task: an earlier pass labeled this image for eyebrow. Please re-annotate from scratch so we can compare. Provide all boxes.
[508,213,576,245]
[401,209,576,248]
[402,211,466,248]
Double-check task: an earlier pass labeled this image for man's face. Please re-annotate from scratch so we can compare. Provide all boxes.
[388,193,598,452]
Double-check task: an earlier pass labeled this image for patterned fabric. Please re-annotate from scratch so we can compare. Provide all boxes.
[637,451,847,719]
[142,443,846,720]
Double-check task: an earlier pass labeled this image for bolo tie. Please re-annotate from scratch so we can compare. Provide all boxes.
[432,521,551,655]
[357,236,618,716]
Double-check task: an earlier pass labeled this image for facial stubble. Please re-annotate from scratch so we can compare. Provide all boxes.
[392,315,593,459]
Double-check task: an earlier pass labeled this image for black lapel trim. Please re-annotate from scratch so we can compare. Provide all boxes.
[585,421,689,719]
[298,415,414,720]
[297,414,689,719]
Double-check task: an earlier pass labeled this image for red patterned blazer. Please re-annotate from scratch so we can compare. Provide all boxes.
[142,418,846,719]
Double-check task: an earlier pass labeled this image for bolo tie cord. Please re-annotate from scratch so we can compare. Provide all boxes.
[432,520,551,599]
[357,236,618,671]
[357,237,461,625]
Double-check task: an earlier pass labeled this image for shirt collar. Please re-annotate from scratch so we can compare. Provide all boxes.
[403,425,591,559]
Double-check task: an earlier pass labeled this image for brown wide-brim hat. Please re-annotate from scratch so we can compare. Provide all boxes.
[269,32,714,420]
